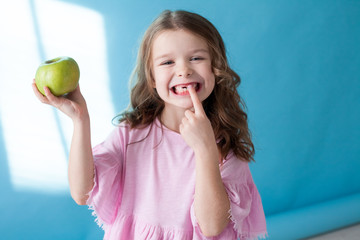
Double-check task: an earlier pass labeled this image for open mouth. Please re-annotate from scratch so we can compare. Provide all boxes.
[171,82,200,95]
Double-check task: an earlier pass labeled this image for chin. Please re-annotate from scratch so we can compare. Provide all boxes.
[167,100,194,111]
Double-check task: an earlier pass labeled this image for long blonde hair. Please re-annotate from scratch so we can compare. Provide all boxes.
[117,10,255,162]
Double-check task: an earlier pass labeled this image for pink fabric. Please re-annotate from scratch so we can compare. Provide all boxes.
[86,119,267,239]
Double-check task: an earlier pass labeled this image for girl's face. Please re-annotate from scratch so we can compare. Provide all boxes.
[151,29,215,111]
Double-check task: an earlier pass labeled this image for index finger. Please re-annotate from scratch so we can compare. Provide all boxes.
[188,85,205,114]
[32,79,49,102]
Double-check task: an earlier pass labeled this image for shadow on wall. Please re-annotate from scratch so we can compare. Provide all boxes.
[0,117,102,238]
[0,1,111,239]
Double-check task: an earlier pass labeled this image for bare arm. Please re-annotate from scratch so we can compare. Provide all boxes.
[193,143,230,237]
[68,113,94,205]
[180,86,230,237]
[32,81,94,205]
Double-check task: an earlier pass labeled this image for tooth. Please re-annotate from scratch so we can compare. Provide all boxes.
[175,85,186,93]
[173,83,198,94]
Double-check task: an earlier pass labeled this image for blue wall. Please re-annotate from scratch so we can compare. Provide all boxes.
[0,0,359,239]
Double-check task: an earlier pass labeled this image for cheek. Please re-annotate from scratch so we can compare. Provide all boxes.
[154,69,171,86]
[208,74,216,91]
[205,68,216,85]
[153,76,169,96]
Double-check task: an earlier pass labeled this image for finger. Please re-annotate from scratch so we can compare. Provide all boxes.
[179,122,184,134]
[184,109,195,120]
[67,84,82,101]
[188,85,205,114]
[179,117,189,135]
[43,87,63,107]
[181,115,189,126]
[32,80,50,104]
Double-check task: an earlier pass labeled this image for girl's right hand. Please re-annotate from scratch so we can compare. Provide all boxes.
[32,79,89,123]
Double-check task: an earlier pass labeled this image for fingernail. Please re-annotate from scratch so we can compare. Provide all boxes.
[187,85,193,89]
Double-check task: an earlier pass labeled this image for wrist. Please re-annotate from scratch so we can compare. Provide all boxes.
[73,111,90,128]
[194,141,219,163]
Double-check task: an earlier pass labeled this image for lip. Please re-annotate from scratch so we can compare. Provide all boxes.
[170,82,201,95]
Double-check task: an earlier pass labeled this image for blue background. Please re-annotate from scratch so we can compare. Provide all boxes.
[0,0,359,239]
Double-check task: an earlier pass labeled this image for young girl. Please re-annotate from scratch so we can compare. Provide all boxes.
[33,10,267,240]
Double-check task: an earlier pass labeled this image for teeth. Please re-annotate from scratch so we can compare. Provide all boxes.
[174,85,189,94]
[173,83,198,94]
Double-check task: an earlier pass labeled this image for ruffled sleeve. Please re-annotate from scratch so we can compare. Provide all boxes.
[224,181,267,240]
[190,154,267,240]
[86,126,127,229]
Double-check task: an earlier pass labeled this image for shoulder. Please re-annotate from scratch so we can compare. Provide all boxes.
[105,121,130,143]
[114,120,157,144]
[220,151,251,184]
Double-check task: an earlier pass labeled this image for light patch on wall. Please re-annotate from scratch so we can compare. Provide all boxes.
[0,0,114,194]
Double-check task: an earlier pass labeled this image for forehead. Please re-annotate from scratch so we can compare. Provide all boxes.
[151,29,209,58]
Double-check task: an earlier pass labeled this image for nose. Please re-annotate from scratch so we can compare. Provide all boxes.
[176,61,193,78]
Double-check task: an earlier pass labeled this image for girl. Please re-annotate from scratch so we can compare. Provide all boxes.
[33,10,267,240]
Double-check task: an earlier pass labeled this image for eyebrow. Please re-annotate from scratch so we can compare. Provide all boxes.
[153,48,209,62]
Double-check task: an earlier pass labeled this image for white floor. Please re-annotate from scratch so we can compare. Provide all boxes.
[304,223,360,240]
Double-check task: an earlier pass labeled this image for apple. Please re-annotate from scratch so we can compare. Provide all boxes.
[35,56,80,96]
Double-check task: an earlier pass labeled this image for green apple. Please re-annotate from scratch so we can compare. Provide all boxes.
[35,56,80,96]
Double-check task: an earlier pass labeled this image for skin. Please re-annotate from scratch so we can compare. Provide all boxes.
[32,29,230,237]
[152,29,230,237]
[151,29,215,129]
[32,80,94,205]
[181,86,231,237]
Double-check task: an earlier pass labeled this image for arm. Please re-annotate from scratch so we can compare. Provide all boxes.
[32,81,94,205]
[180,86,230,237]
[68,112,94,205]
[193,141,230,237]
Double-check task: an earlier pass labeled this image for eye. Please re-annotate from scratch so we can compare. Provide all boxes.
[190,56,204,61]
[161,60,174,65]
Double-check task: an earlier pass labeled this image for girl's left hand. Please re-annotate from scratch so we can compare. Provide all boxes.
[179,85,217,153]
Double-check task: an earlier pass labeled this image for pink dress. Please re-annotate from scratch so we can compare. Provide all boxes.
[86,119,267,239]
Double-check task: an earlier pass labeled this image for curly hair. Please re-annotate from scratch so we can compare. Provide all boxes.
[116,10,255,162]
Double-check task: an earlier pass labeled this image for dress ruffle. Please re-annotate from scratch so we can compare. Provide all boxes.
[102,211,194,240]
[86,143,123,232]
[86,125,267,239]
[87,153,267,239]
[225,182,267,240]
[189,182,267,240]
